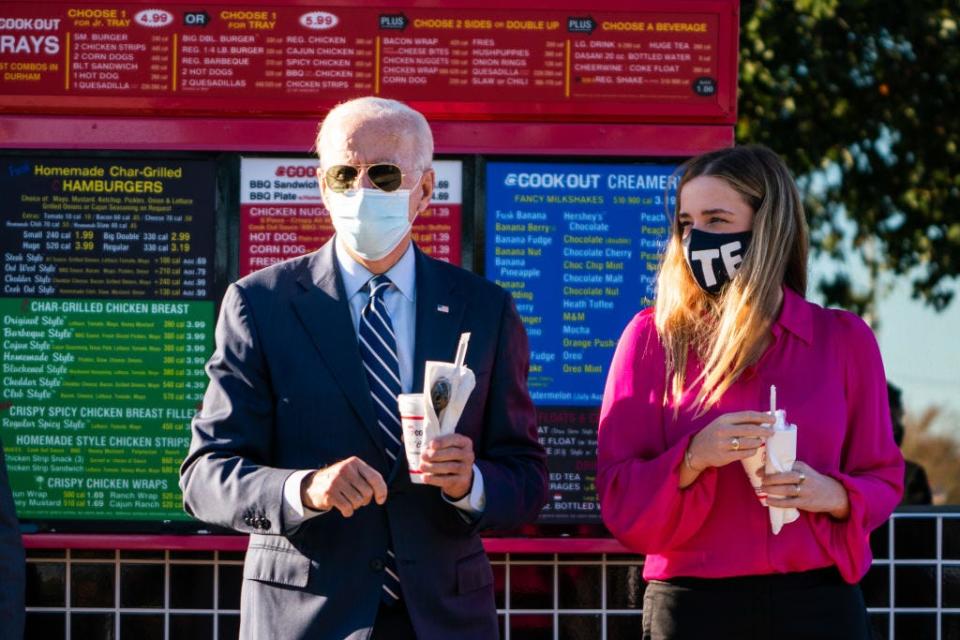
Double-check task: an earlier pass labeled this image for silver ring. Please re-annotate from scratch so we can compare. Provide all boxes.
[798,472,806,484]
[731,437,740,451]
[796,484,802,497]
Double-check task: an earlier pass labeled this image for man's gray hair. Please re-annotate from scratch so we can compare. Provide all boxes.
[316,96,434,171]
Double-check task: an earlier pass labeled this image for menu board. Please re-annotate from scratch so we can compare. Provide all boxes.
[0,157,216,521]
[0,2,736,122]
[1,158,214,299]
[537,407,601,522]
[239,157,462,275]
[485,160,677,524]
[486,161,676,406]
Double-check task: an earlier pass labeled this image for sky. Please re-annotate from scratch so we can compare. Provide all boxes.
[807,257,960,427]
[874,281,960,419]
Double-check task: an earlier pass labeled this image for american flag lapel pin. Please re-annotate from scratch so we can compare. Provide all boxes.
[437,304,449,313]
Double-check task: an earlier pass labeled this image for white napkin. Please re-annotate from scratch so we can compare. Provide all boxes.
[423,333,475,438]
[765,425,799,534]
[739,409,799,535]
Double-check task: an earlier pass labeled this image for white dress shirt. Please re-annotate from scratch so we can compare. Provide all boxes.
[282,238,485,526]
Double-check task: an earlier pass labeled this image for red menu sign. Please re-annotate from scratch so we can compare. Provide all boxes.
[238,157,462,276]
[0,1,737,122]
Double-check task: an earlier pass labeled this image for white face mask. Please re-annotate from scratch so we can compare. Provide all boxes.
[325,175,421,261]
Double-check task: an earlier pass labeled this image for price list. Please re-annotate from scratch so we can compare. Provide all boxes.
[178,15,376,95]
[378,29,565,97]
[0,3,731,120]
[0,156,218,522]
[536,407,601,523]
[239,157,462,276]
[485,161,677,406]
[0,158,215,300]
[0,298,211,520]
[566,16,719,101]
[376,12,718,104]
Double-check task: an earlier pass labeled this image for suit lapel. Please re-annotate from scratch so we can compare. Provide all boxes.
[291,242,387,465]
[412,248,466,394]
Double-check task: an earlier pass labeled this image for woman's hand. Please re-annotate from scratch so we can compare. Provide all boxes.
[680,411,773,488]
[761,461,850,519]
[686,411,774,471]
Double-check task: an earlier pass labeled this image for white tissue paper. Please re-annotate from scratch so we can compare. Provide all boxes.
[740,409,800,535]
[422,333,476,440]
[766,424,800,534]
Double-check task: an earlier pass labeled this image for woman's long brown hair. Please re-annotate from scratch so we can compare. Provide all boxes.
[654,145,809,414]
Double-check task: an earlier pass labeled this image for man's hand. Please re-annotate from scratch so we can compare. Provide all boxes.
[300,456,387,518]
[420,434,475,500]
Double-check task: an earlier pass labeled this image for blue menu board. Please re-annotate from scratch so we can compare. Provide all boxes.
[485,161,678,407]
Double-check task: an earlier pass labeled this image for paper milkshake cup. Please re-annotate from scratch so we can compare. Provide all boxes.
[764,409,799,535]
[740,408,783,505]
[740,447,766,503]
[766,426,799,534]
[398,393,427,483]
[765,426,797,497]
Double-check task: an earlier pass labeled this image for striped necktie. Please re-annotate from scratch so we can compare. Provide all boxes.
[358,274,403,604]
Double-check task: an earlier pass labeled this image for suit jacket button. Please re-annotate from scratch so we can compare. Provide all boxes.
[370,558,384,572]
[261,518,271,530]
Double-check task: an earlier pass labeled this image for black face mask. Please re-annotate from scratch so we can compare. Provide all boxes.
[683,228,753,295]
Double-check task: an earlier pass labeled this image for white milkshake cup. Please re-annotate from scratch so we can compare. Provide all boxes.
[398,393,428,483]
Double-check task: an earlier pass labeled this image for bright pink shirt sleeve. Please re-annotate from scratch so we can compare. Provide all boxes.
[597,309,721,553]
[809,310,905,583]
[597,291,904,583]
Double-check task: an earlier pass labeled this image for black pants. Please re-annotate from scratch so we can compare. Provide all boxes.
[642,567,872,640]
[372,598,418,640]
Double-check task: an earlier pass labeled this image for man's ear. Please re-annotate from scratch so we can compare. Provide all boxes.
[416,168,435,214]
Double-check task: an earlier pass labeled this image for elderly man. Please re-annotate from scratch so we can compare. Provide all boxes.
[180,96,548,639]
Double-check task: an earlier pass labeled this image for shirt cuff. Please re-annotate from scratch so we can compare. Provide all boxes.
[442,464,486,515]
[282,469,327,527]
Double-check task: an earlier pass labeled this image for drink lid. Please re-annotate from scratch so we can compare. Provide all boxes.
[397,393,425,416]
[771,409,787,430]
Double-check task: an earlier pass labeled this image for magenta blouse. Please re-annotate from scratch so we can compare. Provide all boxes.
[597,287,904,584]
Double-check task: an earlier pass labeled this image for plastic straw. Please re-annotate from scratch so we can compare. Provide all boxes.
[454,332,471,370]
[770,385,777,414]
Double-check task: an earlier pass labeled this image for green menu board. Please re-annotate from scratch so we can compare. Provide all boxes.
[0,156,218,524]
[1,298,212,520]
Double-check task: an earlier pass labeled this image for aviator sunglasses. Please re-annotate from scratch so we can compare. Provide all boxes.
[322,163,406,193]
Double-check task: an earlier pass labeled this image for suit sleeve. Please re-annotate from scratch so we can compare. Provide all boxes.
[472,293,548,532]
[809,312,904,583]
[179,283,296,536]
[0,444,25,640]
[597,312,720,553]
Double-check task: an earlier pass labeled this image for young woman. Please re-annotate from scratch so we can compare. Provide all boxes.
[597,145,903,639]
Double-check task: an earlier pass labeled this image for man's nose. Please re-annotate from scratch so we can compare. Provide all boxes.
[358,169,377,189]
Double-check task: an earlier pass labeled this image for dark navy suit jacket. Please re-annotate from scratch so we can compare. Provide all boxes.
[0,442,25,640]
[180,240,548,639]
